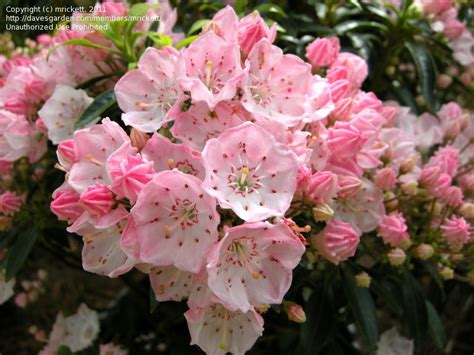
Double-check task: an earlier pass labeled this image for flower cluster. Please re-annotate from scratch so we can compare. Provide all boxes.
[46,4,474,353]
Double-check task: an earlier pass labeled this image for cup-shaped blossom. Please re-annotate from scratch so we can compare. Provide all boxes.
[426,146,459,177]
[185,302,264,355]
[374,168,397,190]
[305,37,340,68]
[121,170,219,273]
[0,191,22,215]
[50,187,84,223]
[38,85,93,144]
[312,219,360,265]
[238,11,276,57]
[115,47,182,132]
[441,216,470,251]
[377,212,409,247]
[179,31,243,110]
[207,221,305,312]
[306,171,339,204]
[79,184,115,217]
[241,39,312,127]
[328,52,368,90]
[201,122,298,222]
[106,143,154,203]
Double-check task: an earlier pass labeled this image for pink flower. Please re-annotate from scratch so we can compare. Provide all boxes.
[418,0,451,14]
[68,118,129,193]
[305,37,340,68]
[106,143,154,203]
[328,53,368,90]
[238,11,276,57]
[426,146,459,177]
[38,85,93,144]
[419,166,441,187]
[115,47,182,132]
[440,186,464,207]
[0,191,22,215]
[185,302,263,355]
[121,170,219,273]
[202,6,239,43]
[142,133,205,179]
[428,173,452,198]
[79,184,115,217]
[201,122,298,222]
[337,175,362,200]
[303,76,335,123]
[438,102,467,139]
[207,222,305,312]
[57,139,76,171]
[179,31,243,110]
[0,110,37,162]
[374,168,397,190]
[441,216,470,251]
[378,212,409,247]
[171,101,245,151]
[306,171,339,204]
[15,293,28,308]
[50,187,84,223]
[439,9,464,40]
[241,39,312,127]
[312,219,360,265]
[327,121,367,158]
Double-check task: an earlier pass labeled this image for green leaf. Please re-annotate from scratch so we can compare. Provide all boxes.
[426,301,446,349]
[335,20,388,34]
[75,73,121,90]
[5,228,39,281]
[234,0,248,15]
[405,42,437,111]
[145,19,161,48]
[60,39,117,53]
[370,278,403,316]
[342,266,379,351]
[75,90,116,129]
[347,0,363,11]
[296,278,335,354]
[255,4,287,18]
[57,346,74,355]
[400,271,428,345]
[176,35,199,50]
[187,19,210,36]
[149,286,158,314]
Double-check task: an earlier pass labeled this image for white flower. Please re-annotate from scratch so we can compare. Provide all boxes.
[376,328,414,355]
[63,303,100,352]
[0,272,15,305]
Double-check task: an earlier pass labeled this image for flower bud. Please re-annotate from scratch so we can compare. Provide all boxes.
[384,191,398,210]
[14,293,28,308]
[255,304,270,314]
[284,301,306,323]
[355,272,371,288]
[439,266,454,280]
[312,203,334,222]
[337,175,362,200]
[399,159,416,174]
[401,181,418,196]
[374,168,397,190]
[441,216,470,251]
[130,128,149,150]
[80,184,115,217]
[0,191,22,216]
[460,203,474,219]
[451,253,464,263]
[415,244,434,260]
[37,269,48,281]
[306,171,339,204]
[419,166,441,187]
[437,74,452,88]
[305,37,340,68]
[387,248,406,266]
[440,186,464,207]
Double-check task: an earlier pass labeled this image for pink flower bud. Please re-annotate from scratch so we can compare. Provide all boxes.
[460,203,474,219]
[312,219,360,265]
[0,191,22,216]
[437,74,452,89]
[387,248,406,266]
[458,173,474,192]
[306,171,339,204]
[441,215,470,251]
[420,0,452,14]
[426,146,459,177]
[329,80,350,102]
[50,190,83,222]
[440,186,463,207]
[378,212,409,247]
[327,121,367,158]
[238,12,276,57]
[415,244,434,260]
[37,34,52,46]
[35,118,48,134]
[305,37,340,68]
[337,175,362,200]
[80,184,115,216]
[428,173,452,198]
[419,166,441,187]
[14,293,28,308]
[374,168,397,190]
[460,72,472,86]
[284,301,306,323]
[57,139,76,169]
[130,128,149,150]
[401,181,418,196]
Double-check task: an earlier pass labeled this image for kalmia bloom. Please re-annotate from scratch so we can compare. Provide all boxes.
[312,219,360,265]
[202,122,298,222]
[121,170,219,273]
[378,212,409,247]
[305,37,340,68]
[207,222,305,312]
[441,216,470,251]
[0,191,22,215]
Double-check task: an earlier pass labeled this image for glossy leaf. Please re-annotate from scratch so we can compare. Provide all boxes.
[426,301,447,349]
[75,90,116,129]
[342,266,379,352]
[5,228,39,281]
[335,20,388,34]
[187,19,210,36]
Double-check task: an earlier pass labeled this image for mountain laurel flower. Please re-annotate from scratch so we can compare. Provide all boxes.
[378,212,409,247]
[440,216,471,251]
[305,37,340,68]
[440,186,464,207]
[387,248,406,266]
[415,244,435,260]
[0,191,22,215]
[50,188,84,223]
[237,11,276,57]
[207,222,305,312]
[312,203,334,222]
[426,146,460,177]
[306,171,339,204]
[202,122,298,222]
[283,301,306,323]
[337,175,362,200]
[79,184,115,217]
[428,173,452,198]
[419,166,441,188]
[312,220,360,265]
[57,139,76,171]
[374,168,397,190]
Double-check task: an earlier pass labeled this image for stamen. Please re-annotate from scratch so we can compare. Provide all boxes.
[86,154,103,166]
[168,158,175,169]
[239,167,250,185]
[205,61,213,88]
